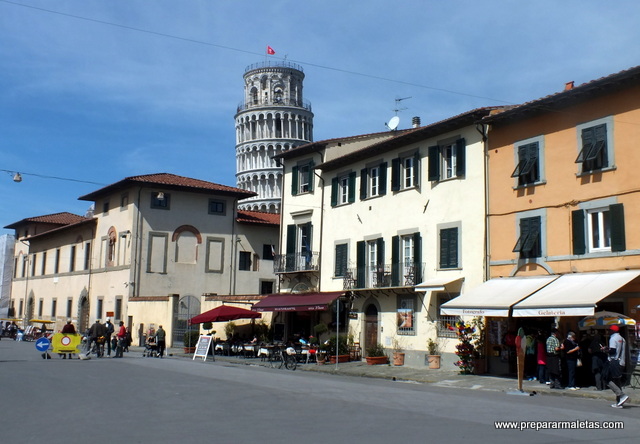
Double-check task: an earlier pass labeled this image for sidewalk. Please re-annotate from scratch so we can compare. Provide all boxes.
[159,346,635,403]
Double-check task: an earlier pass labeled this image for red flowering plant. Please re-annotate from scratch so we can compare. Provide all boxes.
[449,321,476,374]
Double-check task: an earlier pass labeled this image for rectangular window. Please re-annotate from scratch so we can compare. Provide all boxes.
[115,298,122,321]
[511,141,540,186]
[38,299,43,317]
[572,203,625,254]
[403,156,415,188]
[339,175,349,205]
[360,163,387,200]
[21,256,27,277]
[54,248,60,274]
[397,296,416,335]
[239,251,252,271]
[84,242,91,270]
[439,227,459,268]
[429,139,465,182]
[208,199,226,215]
[369,166,379,197]
[120,193,129,209]
[103,201,110,213]
[66,299,73,318]
[292,161,314,195]
[392,152,421,190]
[402,235,414,279]
[513,216,541,259]
[334,243,348,277]
[70,245,76,272]
[151,192,170,209]
[588,208,611,251]
[51,299,57,317]
[260,281,274,295]
[41,252,47,275]
[576,123,608,172]
[31,254,37,276]
[331,172,356,206]
[96,299,103,320]
[437,294,460,338]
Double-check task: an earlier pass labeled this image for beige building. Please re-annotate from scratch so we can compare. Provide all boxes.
[6,173,279,346]
[269,108,498,367]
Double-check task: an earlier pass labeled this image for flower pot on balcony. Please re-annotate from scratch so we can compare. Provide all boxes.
[428,354,441,369]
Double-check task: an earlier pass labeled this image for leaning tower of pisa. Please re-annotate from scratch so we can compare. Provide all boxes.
[235,61,314,213]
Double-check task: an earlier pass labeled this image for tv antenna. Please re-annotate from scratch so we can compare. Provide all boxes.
[385,96,411,131]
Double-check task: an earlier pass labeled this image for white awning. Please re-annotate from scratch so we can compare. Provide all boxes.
[512,270,640,317]
[415,276,463,292]
[440,275,559,317]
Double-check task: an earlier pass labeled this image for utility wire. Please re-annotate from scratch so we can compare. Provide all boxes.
[1,169,106,186]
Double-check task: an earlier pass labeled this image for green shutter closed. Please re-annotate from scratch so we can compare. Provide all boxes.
[331,177,338,207]
[286,224,296,272]
[356,241,366,288]
[291,166,299,196]
[391,235,400,287]
[348,172,356,203]
[335,244,348,277]
[610,203,626,252]
[307,160,315,192]
[360,168,368,200]
[428,145,440,181]
[455,138,466,177]
[571,210,586,255]
[391,158,400,191]
[413,232,422,282]
[379,162,388,195]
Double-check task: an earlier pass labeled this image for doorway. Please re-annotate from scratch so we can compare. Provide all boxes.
[364,303,379,353]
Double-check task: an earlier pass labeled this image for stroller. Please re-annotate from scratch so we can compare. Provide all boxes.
[142,335,159,358]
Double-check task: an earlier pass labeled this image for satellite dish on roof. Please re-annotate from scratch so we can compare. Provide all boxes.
[387,116,400,131]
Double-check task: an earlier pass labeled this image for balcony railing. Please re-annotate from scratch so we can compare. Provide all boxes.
[342,262,424,290]
[237,97,312,113]
[274,252,320,273]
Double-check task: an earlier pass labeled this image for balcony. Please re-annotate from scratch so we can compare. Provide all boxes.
[343,262,424,290]
[237,97,313,113]
[274,252,320,273]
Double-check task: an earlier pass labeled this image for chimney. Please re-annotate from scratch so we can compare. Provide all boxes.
[564,81,574,91]
[411,116,421,128]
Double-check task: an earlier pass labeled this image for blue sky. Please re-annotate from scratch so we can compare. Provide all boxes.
[2,0,640,233]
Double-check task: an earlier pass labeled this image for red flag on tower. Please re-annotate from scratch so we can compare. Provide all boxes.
[266,45,276,55]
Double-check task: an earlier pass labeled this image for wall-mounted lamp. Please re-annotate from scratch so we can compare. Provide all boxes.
[156,192,165,200]
[13,173,22,183]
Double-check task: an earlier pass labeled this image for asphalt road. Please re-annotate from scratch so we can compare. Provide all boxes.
[1,339,638,444]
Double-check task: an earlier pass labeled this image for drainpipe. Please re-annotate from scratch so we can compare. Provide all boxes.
[476,123,490,283]
[229,198,239,295]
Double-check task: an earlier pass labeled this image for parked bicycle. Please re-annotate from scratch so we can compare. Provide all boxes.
[268,345,297,370]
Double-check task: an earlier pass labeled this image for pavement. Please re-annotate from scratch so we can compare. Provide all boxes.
[160,346,637,403]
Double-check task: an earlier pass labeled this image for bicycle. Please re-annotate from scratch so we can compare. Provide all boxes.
[268,345,297,371]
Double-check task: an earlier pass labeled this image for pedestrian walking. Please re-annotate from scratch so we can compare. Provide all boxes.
[546,328,564,389]
[605,325,628,408]
[156,325,166,358]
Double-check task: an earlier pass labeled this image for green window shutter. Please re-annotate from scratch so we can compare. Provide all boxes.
[610,203,626,252]
[286,224,297,272]
[356,241,366,288]
[360,168,368,200]
[576,127,595,163]
[413,232,422,282]
[376,237,385,267]
[307,161,315,192]
[391,158,400,191]
[291,166,299,196]
[571,209,586,255]
[335,244,348,277]
[391,235,400,287]
[379,162,388,195]
[330,177,338,207]
[428,145,440,181]
[348,172,357,203]
[439,228,458,269]
[455,138,466,177]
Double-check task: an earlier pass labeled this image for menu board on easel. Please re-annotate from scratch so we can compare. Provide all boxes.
[193,335,213,361]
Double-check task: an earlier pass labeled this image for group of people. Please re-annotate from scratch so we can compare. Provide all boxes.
[537,325,629,408]
[85,318,131,358]
[0,321,20,339]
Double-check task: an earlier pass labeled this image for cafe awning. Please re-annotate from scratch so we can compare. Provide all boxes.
[252,291,344,312]
[440,275,559,317]
[414,276,464,292]
[512,270,640,317]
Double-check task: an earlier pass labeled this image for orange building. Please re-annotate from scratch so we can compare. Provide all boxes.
[450,66,640,376]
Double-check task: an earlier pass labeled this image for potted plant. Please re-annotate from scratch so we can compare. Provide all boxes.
[392,337,405,366]
[365,343,389,365]
[450,321,475,374]
[427,338,441,369]
[183,330,200,353]
[327,334,350,363]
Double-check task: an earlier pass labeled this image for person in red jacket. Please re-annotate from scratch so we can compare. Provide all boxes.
[114,321,127,358]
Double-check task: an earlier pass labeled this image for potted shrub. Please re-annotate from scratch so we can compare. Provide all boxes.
[327,334,350,363]
[365,343,389,365]
[471,317,487,374]
[183,330,200,353]
[392,337,405,366]
[224,321,236,340]
[450,321,475,374]
[427,338,441,369]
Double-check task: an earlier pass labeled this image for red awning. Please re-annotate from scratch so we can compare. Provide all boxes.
[252,292,344,312]
[188,305,261,325]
